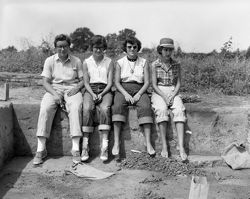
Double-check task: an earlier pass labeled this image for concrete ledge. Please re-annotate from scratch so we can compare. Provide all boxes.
[0,102,14,168]
[10,102,250,157]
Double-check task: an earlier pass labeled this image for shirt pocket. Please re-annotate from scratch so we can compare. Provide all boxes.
[64,66,78,80]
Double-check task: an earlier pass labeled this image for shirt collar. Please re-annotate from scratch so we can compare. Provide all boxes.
[157,58,174,67]
[155,58,165,67]
[90,55,106,64]
[55,53,71,62]
[155,58,162,65]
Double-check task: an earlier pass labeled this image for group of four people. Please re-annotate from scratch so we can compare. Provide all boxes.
[33,34,188,165]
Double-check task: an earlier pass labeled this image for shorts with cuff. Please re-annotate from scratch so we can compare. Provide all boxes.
[151,85,186,123]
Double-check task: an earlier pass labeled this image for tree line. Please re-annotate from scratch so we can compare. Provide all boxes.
[1,26,250,60]
[38,27,137,57]
[1,27,250,96]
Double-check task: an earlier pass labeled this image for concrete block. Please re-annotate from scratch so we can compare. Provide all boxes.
[0,102,14,168]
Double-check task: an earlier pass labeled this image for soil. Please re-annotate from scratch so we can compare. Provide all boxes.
[120,151,206,177]
[1,86,250,198]
[0,156,250,199]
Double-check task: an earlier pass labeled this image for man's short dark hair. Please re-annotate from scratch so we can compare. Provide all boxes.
[54,34,71,48]
[122,36,141,52]
[89,35,107,51]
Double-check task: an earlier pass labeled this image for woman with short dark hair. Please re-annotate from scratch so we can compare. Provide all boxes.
[112,36,155,158]
[81,35,114,162]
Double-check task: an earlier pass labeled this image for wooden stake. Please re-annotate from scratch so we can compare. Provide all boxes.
[4,82,9,101]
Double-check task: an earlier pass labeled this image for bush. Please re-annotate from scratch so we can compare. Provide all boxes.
[1,46,249,96]
[180,54,250,95]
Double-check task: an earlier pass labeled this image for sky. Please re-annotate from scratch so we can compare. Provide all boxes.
[1,0,250,53]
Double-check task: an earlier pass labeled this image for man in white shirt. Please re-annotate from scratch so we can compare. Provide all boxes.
[33,34,84,165]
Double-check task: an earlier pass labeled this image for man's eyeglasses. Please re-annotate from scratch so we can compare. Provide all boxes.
[127,45,138,50]
[56,45,69,49]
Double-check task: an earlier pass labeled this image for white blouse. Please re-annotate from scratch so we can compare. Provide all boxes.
[117,56,146,83]
[84,55,112,84]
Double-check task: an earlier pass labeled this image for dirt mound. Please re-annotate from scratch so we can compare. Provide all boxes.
[120,152,206,177]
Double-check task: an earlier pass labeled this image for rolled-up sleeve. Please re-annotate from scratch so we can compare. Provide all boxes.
[41,57,52,79]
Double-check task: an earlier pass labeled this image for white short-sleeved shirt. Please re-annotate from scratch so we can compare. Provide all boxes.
[117,56,146,83]
[41,54,83,85]
[84,55,111,84]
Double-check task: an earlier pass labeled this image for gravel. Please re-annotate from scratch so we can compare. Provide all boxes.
[120,151,206,177]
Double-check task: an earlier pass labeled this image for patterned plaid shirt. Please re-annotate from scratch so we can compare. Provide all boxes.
[152,58,180,86]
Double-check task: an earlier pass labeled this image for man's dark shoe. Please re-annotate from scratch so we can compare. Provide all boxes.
[33,149,47,165]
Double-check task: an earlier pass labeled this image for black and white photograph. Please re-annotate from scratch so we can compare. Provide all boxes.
[0,0,250,198]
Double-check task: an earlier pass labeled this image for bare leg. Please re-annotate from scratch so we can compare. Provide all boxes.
[143,123,155,155]
[112,121,122,155]
[176,122,187,160]
[158,122,168,157]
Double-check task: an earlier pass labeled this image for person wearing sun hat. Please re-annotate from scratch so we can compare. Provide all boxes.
[157,38,175,49]
[151,37,188,161]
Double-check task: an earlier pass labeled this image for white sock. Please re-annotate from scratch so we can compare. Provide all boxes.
[72,137,80,151]
[37,137,46,152]
[82,137,89,148]
[102,139,108,149]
